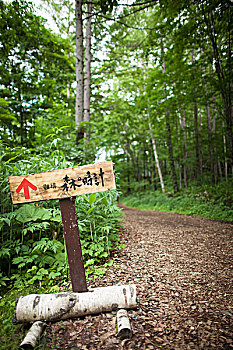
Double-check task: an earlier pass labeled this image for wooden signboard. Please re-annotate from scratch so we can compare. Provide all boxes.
[9,161,116,204]
[9,161,116,293]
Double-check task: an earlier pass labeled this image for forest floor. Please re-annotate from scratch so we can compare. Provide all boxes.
[42,204,233,350]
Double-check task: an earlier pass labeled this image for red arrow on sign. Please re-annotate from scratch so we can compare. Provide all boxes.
[16,178,37,200]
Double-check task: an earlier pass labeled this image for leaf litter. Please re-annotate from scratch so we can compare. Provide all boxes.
[41,204,233,349]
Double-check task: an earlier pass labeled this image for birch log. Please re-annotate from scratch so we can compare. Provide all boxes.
[14,285,136,324]
[116,309,132,339]
[20,321,46,349]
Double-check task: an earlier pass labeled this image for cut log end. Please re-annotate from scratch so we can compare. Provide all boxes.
[117,309,132,340]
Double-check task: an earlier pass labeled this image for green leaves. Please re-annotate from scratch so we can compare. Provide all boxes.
[16,204,52,223]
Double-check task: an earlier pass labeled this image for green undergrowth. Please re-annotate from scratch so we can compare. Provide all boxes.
[121,181,233,222]
[0,142,124,349]
[0,251,123,350]
[0,286,41,350]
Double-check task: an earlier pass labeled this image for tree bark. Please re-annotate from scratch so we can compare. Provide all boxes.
[149,124,165,193]
[206,103,215,183]
[223,121,228,180]
[162,43,178,192]
[204,9,233,174]
[14,285,137,324]
[165,111,178,192]
[20,321,46,349]
[191,51,202,181]
[75,0,84,142]
[116,309,132,340]
[84,2,92,139]
[179,113,188,188]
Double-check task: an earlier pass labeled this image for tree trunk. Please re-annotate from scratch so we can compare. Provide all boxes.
[14,285,137,324]
[143,144,146,190]
[150,140,157,191]
[223,121,228,180]
[165,111,178,192]
[191,51,202,181]
[84,2,92,139]
[75,0,84,142]
[149,124,165,193]
[18,83,24,145]
[205,10,233,174]
[206,103,215,183]
[126,151,131,193]
[211,100,218,182]
[179,114,188,188]
[176,116,182,189]
[162,43,178,192]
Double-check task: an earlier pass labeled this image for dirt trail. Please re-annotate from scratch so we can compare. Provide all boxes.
[44,204,233,349]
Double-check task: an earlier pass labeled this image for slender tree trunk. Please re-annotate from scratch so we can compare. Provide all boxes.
[205,10,233,174]
[191,51,202,181]
[143,144,146,190]
[66,19,71,101]
[150,140,157,191]
[149,124,165,193]
[165,111,178,192]
[211,100,218,182]
[218,158,223,179]
[144,60,165,192]
[18,84,24,145]
[75,0,84,142]
[223,121,228,180]
[202,49,215,183]
[126,152,131,193]
[84,2,92,139]
[162,44,178,192]
[227,6,233,175]
[176,118,182,189]
[206,103,215,183]
[179,114,188,188]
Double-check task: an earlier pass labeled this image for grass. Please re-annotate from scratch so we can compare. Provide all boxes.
[0,287,35,349]
[120,181,233,222]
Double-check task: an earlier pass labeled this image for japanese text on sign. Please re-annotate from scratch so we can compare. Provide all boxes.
[61,168,105,192]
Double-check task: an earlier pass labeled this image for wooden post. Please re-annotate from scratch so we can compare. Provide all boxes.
[59,197,87,292]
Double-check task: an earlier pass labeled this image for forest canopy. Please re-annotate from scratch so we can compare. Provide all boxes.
[0,0,232,192]
[0,0,232,288]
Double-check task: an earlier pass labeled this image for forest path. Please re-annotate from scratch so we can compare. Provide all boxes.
[44,204,233,350]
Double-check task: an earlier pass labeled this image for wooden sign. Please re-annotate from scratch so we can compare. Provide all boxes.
[9,161,116,204]
[9,161,116,293]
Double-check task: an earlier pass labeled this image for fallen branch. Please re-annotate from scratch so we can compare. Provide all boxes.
[14,285,137,324]
[20,321,46,349]
[116,309,132,339]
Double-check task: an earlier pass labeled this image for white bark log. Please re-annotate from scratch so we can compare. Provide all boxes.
[20,321,46,349]
[14,285,136,324]
[116,309,132,339]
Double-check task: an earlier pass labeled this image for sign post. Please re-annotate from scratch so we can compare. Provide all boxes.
[59,197,87,292]
[9,161,116,292]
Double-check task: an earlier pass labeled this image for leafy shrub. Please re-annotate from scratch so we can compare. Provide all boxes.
[0,142,122,289]
[121,183,233,222]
